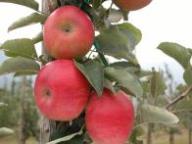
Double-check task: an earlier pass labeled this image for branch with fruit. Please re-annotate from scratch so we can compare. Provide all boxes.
[1,0,192,144]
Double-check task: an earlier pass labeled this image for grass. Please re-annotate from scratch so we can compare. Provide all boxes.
[0,129,188,144]
[145,129,188,144]
[0,134,37,144]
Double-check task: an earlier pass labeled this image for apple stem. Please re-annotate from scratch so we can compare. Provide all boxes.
[121,10,129,21]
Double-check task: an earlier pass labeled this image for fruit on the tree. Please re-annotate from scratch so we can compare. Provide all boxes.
[86,89,134,144]
[34,60,90,121]
[43,6,94,59]
[113,0,152,11]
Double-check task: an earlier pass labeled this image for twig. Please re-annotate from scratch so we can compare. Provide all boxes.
[94,41,108,66]
[166,85,192,109]
[121,10,129,21]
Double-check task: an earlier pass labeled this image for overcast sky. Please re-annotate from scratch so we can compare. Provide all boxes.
[0,0,192,83]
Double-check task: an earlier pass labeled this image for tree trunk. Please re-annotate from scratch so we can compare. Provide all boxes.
[169,132,174,144]
[189,128,192,144]
[19,103,26,144]
[39,1,52,143]
[11,79,15,95]
[39,116,51,143]
[146,123,153,144]
[18,77,28,144]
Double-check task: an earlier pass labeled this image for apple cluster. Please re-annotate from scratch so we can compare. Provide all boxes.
[33,1,153,143]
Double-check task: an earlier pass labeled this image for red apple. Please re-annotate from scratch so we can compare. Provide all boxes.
[34,60,90,121]
[86,89,134,144]
[43,6,94,59]
[113,0,152,11]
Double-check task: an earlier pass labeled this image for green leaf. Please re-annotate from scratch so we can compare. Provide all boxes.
[75,60,104,96]
[105,67,143,97]
[110,61,151,78]
[158,42,191,69]
[0,57,40,76]
[0,38,37,59]
[0,127,14,137]
[32,32,43,44]
[96,23,141,64]
[110,61,138,68]
[47,129,83,144]
[8,13,47,32]
[187,48,192,55]
[104,78,116,93]
[0,102,8,107]
[110,61,140,74]
[0,0,39,10]
[183,65,192,85]
[141,104,179,125]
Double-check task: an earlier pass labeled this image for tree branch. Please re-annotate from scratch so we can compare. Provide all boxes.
[166,85,192,109]
[94,41,109,66]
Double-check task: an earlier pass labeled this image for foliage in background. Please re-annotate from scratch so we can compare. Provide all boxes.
[0,78,39,142]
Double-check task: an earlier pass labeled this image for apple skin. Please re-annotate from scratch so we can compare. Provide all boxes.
[113,0,152,11]
[86,89,134,144]
[43,6,94,59]
[34,60,90,121]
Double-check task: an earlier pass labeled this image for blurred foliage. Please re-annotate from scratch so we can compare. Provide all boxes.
[0,77,39,140]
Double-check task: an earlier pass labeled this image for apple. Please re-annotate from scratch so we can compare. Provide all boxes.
[43,6,94,59]
[113,0,152,11]
[34,60,90,121]
[86,89,134,144]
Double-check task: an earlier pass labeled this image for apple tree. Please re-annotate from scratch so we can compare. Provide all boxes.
[0,100,14,137]
[0,0,191,144]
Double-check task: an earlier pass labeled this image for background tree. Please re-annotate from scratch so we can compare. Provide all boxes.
[0,76,39,144]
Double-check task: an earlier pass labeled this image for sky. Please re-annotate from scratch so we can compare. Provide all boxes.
[0,0,192,84]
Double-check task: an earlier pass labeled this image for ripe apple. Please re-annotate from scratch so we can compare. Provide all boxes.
[34,60,90,121]
[113,0,152,11]
[43,6,94,59]
[86,89,134,144]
